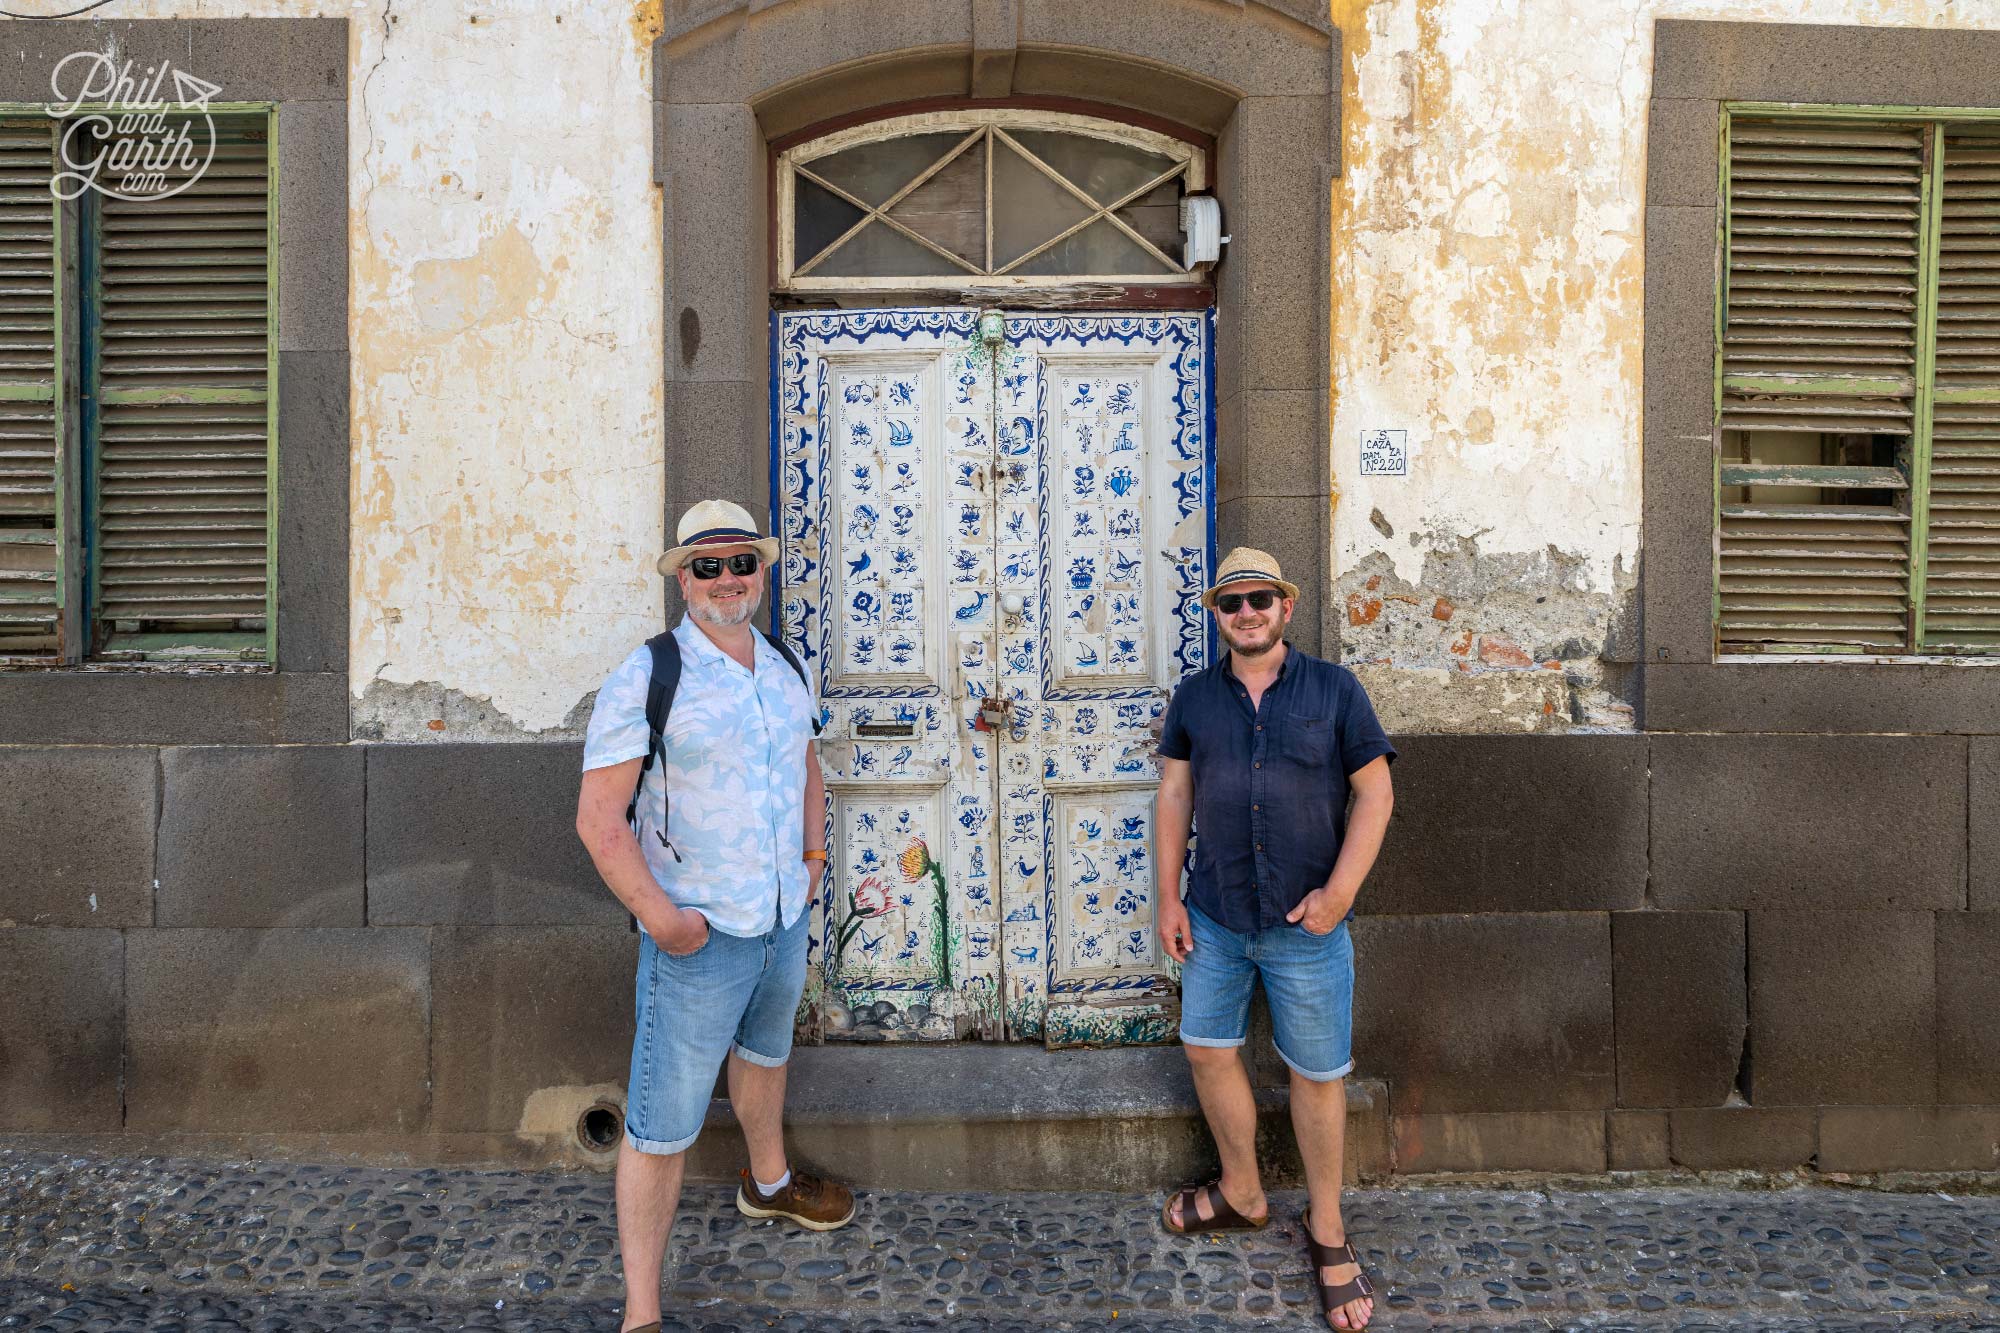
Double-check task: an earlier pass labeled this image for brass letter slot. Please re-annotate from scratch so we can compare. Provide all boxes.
[856,721,918,738]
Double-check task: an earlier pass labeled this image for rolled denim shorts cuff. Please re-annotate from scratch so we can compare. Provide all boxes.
[1179,1029,1247,1049]
[625,1124,699,1156]
[1276,1047,1353,1083]
[730,1041,790,1069]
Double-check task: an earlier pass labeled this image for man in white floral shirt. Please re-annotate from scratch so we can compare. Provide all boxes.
[575,499,852,1333]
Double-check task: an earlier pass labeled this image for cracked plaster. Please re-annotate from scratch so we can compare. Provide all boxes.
[1325,0,1999,730]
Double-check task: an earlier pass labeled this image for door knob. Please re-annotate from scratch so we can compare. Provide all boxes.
[1001,592,1026,616]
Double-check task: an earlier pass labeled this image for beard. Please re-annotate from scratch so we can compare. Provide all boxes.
[1219,616,1283,657]
[689,583,760,628]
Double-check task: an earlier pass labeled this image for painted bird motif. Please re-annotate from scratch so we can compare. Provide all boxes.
[847,550,872,577]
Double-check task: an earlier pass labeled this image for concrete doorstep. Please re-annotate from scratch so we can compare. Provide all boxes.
[3,1150,2000,1330]
[686,1044,1393,1191]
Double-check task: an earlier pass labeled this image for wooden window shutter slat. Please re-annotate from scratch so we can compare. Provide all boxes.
[0,119,61,659]
[1720,117,1925,653]
[89,118,272,662]
[1921,124,2000,654]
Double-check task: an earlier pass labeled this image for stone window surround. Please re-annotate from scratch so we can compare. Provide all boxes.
[1643,18,2000,734]
[0,19,349,746]
[654,0,1339,655]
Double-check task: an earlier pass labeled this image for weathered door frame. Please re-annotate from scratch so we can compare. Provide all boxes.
[654,0,1339,655]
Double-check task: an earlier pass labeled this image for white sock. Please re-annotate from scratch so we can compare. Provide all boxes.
[754,1168,791,1196]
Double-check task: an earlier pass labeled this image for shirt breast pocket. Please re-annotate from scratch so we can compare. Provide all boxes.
[1279,715,1337,766]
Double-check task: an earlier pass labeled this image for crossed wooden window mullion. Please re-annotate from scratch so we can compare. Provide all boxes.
[989,128,1188,276]
[794,128,987,277]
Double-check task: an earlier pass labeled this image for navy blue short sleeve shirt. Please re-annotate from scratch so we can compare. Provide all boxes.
[1156,644,1395,933]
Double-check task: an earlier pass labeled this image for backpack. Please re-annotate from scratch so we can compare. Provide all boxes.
[623,626,818,868]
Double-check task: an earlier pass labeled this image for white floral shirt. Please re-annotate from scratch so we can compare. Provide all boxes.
[582,618,818,937]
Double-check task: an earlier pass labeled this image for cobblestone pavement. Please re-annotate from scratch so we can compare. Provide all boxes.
[2,1153,1997,1331]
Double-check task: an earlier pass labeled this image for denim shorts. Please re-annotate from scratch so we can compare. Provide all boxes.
[625,906,809,1156]
[1178,901,1355,1082]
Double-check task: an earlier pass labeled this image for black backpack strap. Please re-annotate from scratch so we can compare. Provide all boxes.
[626,631,683,858]
[760,628,821,734]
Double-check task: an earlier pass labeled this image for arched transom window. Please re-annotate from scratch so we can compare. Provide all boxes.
[776,109,1209,291]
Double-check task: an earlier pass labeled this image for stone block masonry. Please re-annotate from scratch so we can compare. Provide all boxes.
[1,734,1996,1179]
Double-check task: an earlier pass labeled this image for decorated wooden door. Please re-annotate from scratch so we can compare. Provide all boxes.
[773,308,1213,1045]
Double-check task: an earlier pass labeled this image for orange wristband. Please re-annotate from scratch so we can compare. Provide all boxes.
[803,849,828,862]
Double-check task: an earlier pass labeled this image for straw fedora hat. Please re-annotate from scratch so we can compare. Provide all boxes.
[656,499,780,575]
[1200,546,1301,608]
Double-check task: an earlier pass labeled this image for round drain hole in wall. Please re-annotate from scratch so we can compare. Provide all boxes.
[577,1102,624,1152]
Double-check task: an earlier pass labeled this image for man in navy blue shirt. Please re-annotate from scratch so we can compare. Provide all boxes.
[1154,546,1394,1332]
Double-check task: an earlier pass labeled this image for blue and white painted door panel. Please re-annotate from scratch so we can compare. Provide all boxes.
[774,308,1213,1046]
[775,310,1000,1041]
[994,314,1213,1045]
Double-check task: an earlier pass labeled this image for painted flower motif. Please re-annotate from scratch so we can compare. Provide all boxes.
[854,875,891,916]
[899,838,932,882]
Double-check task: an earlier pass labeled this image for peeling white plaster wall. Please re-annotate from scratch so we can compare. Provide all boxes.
[1328,0,2000,730]
[344,0,664,740]
[53,0,666,739]
[30,0,1998,737]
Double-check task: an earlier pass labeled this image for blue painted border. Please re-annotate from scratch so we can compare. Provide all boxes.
[1203,307,1219,666]
[766,312,782,638]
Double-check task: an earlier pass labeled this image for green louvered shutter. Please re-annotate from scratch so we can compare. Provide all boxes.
[1922,123,2000,653]
[1718,118,1923,653]
[90,114,273,662]
[0,119,62,659]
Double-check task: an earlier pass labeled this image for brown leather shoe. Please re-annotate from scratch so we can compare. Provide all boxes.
[735,1167,855,1230]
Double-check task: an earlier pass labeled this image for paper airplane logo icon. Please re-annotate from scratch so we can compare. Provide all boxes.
[171,69,222,112]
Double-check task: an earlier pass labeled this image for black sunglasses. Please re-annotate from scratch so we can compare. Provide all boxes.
[1214,589,1279,615]
[688,552,761,579]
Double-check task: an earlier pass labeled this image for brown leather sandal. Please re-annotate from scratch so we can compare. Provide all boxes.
[1303,1210,1377,1328]
[1160,1180,1268,1234]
